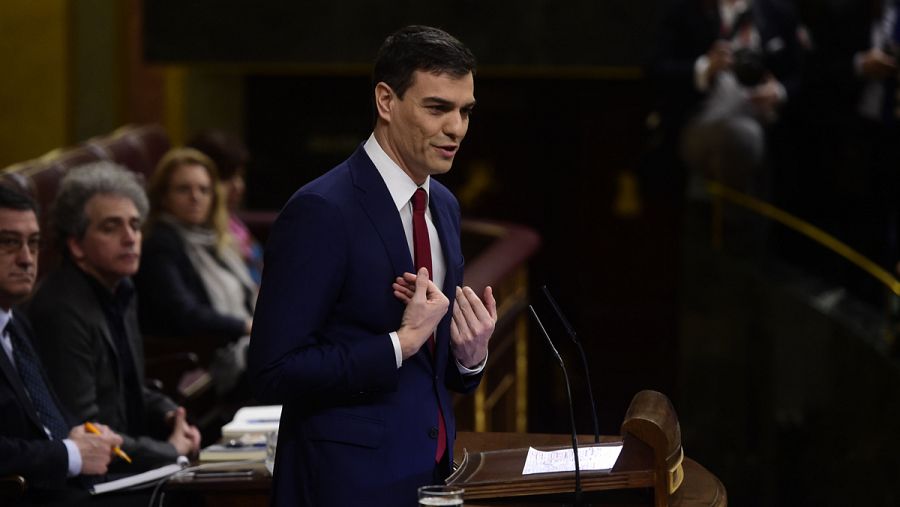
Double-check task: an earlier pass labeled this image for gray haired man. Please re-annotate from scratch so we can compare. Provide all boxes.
[28,162,201,470]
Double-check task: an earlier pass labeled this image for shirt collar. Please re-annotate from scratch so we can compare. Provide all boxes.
[73,259,135,310]
[0,307,12,334]
[363,133,431,211]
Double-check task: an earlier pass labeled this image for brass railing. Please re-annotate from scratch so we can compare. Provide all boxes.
[705,180,900,349]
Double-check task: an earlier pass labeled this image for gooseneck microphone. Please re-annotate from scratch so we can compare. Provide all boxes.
[542,285,601,444]
[529,305,582,506]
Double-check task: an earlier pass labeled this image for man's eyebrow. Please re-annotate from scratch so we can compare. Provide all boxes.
[97,216,129,225]
[422,97,477,109]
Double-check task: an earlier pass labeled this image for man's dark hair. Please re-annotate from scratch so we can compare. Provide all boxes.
[0,184,38,214]
[373,25,476,99]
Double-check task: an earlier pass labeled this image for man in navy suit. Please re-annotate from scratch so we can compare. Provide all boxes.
[248,25,496,506]
[0,185,123,505]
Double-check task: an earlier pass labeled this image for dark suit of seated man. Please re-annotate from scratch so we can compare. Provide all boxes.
[27,162,201,473]
[0,185,124,505]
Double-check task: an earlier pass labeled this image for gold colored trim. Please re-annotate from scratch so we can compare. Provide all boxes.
[667,447,685,493]
[483,374,516,411]
[474,378,486,432]
[515,270,529,433]
[164,67,186,146]
[143,61,641,81]
[706,180,900,296]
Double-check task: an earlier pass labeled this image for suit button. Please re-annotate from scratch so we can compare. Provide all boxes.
[428,427,439,439]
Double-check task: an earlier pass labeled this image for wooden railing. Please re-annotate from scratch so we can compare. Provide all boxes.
[453,220,541,433]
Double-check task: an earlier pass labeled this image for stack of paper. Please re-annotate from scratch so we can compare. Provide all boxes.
[221,405,282,437]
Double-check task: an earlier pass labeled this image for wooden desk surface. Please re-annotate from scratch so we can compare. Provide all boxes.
[164,432,725,507]
[454,432,726,507]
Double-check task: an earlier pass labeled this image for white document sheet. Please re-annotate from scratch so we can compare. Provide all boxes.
[90,463,185,494]
[521,445,623,475]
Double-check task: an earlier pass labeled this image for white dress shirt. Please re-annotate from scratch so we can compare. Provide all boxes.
[363,134,485,374]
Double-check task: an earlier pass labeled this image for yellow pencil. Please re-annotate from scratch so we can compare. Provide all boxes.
[84,421,132,464]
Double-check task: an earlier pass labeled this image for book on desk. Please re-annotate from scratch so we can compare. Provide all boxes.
[200,435,268,462]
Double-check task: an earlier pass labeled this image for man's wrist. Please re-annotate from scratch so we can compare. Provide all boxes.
[389,331,402,368]
[63,438,82,477]
[456,350,488,375]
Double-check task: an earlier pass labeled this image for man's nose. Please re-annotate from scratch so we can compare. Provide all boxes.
[444,111,468,140]
[15,243,35,266]
[122,227,138,244]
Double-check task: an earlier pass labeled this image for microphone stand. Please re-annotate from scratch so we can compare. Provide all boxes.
[542,285,601,444]
[529,305,582,506]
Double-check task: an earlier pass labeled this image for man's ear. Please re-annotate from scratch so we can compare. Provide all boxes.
[66,236,84,261]
[374,82,395,123]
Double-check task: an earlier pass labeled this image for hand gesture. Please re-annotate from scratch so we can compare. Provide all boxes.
[450,286,497,368]
[859,48,897,80]
[705,40,734,82]
[392,267,450,359]
[165,407,201,457]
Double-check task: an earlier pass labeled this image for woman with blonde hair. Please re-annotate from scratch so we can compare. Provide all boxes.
[135,147,256,394]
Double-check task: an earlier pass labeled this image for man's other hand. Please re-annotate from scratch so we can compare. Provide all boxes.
[450,285,497,368]
[166,406,202,457]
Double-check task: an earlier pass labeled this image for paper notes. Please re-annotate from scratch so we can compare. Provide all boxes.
[521,445,623,475]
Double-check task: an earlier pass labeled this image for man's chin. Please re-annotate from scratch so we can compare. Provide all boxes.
[427,160,454,175]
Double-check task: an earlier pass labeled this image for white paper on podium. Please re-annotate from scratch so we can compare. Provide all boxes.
[521,445,624,475]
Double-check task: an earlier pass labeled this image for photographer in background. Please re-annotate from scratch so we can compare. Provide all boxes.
[650,0,805,196]
[790,0,900,305]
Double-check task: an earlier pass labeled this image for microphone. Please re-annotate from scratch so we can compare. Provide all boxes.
[529,305,582,506]
[542,285,600,444]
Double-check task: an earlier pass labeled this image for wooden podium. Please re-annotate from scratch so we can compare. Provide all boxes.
[163,391,725,507]
[448,391,726,507]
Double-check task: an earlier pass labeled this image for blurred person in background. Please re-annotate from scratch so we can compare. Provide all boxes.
[650,0,805,195]
[188,129,264,284]
[135,148,257,397]
[28,163,200,472]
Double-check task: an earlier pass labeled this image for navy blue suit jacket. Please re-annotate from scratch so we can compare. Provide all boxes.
[0,313,71,489]
[248,146,481,506]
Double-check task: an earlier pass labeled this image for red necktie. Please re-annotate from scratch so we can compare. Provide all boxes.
[411,187,447,463]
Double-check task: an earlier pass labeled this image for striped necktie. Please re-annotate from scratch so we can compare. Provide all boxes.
[7,322,70,440]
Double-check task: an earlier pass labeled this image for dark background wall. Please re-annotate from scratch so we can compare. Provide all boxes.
[135,2,900,504]
[143,0,677,440]
[144,0,658,67]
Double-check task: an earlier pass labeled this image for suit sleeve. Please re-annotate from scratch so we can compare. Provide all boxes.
[29,304,179,468]
[248,192,398,404]
[0,437,69,488]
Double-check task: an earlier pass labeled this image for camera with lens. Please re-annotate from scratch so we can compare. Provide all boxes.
[732,48,767,87]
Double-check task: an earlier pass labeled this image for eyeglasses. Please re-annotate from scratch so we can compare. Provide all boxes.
[0,234,40,255]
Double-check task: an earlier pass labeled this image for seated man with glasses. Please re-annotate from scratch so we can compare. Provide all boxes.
[0,184,125,505]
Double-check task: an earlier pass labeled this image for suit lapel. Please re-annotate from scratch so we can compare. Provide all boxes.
[430,191,461,296]
[0,320,56,435]
[349,147,415,277]
[427,188,462,370]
